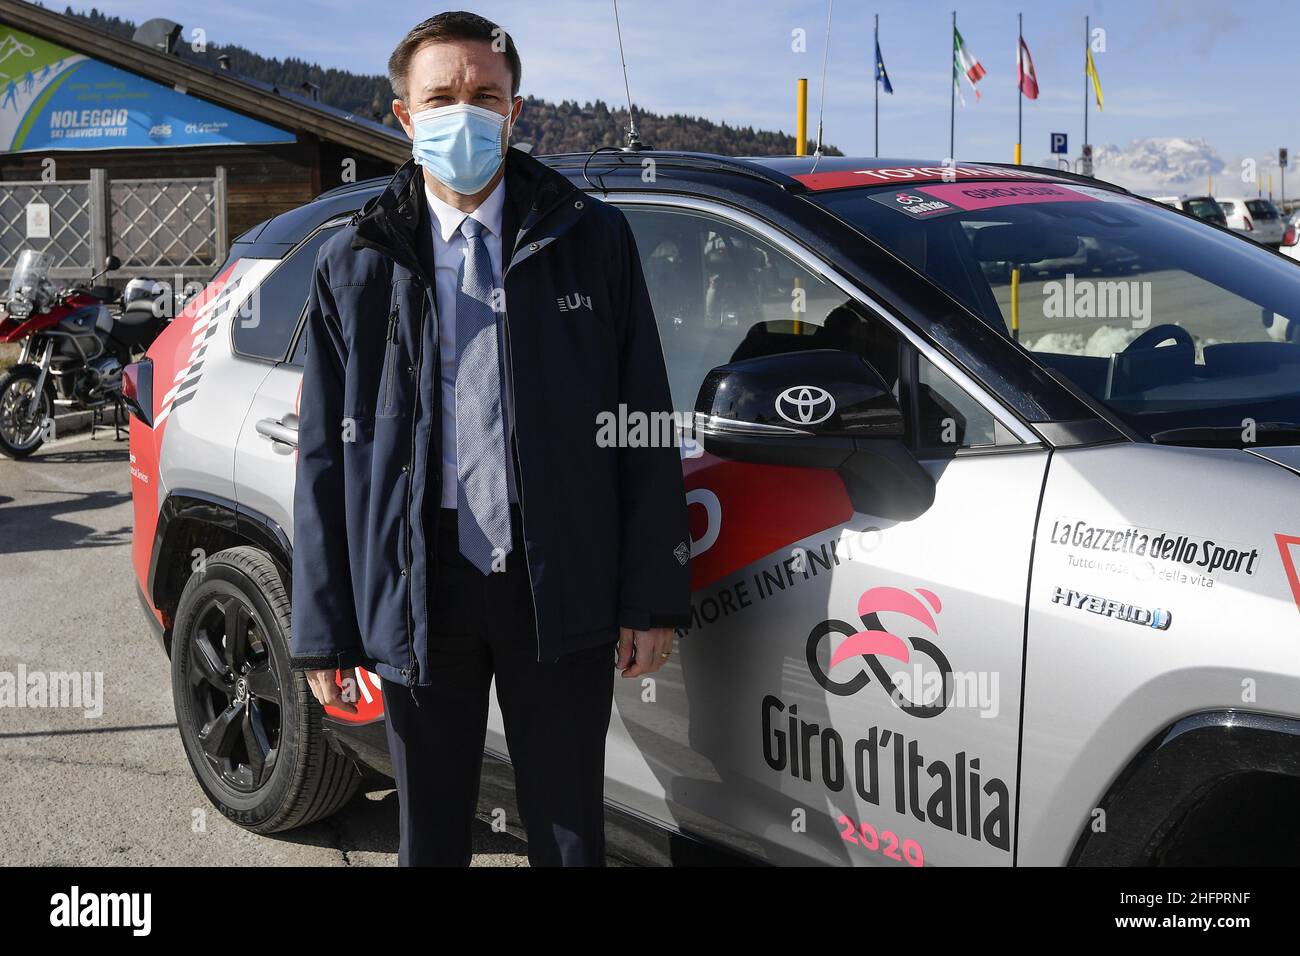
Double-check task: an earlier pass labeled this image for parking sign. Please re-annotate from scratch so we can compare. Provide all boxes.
[1051,132,1068,155]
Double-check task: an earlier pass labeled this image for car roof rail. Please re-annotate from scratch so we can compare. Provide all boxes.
[540,150,807,191]
[310,151,804,203]
[311,155,1130,203]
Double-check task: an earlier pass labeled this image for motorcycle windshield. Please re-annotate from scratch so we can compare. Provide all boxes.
[6,250,53,303]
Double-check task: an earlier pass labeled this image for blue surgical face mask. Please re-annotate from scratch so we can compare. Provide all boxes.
[410,103,511,195]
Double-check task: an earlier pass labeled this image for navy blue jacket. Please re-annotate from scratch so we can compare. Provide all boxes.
[289,150,691,685]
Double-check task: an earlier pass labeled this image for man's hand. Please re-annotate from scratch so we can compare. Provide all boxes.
[305,668,356,713]
[616,626,675,678]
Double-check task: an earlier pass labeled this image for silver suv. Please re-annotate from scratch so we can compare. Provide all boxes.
[127,154,1300,865]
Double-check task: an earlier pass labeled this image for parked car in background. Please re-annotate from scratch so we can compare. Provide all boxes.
[1019,236,1140,278]
[1153,195,1228,227]
[1218,196,1286,247]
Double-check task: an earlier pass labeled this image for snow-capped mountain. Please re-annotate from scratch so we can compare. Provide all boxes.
[1041,137,1249,196]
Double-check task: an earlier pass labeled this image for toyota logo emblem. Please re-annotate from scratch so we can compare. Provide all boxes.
[775,385,836,426]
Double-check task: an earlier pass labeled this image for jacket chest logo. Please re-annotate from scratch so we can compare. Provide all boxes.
[557,292,592,313]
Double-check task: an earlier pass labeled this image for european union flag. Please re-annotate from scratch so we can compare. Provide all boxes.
[875,39,893,94]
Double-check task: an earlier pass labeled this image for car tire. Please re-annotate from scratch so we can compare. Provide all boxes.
[0,364,54,459]
[171,545,360,833]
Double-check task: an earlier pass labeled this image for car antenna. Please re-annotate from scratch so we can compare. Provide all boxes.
[612,0,644,150]
[809,0,833,172]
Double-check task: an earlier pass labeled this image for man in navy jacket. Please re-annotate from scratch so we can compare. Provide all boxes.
[289,10,690,866]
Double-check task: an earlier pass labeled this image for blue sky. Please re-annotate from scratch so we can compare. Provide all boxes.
[74,0,1298,183]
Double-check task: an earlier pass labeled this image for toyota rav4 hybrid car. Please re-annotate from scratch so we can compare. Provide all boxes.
[126,154,1300,867]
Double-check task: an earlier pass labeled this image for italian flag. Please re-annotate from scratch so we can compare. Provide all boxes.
[954,28,985,101]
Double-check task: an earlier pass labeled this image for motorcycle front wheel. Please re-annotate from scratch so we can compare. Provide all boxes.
[0,363,54,459]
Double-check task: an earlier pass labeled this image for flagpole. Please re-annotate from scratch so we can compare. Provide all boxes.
[874,13,879,157]
[1083,15,1089,159]
[949,11,956,161]
[1017,12,1023,165]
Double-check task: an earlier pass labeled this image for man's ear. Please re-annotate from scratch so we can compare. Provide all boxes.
[510,95,523,126]
[393,99,414,139]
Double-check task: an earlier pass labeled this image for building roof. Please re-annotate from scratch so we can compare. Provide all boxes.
[0,0,410,163]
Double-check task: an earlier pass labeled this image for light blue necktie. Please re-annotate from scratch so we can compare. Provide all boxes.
[454,216,512,573]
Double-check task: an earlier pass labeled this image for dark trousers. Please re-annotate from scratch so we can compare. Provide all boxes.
[382,507,616,867]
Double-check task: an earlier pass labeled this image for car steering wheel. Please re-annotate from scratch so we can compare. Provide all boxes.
[1123,323,1194,352]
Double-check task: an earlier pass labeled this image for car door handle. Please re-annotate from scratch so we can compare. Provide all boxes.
[255,414,299,448]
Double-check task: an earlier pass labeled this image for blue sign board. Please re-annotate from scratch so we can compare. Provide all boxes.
[1,23,295,151]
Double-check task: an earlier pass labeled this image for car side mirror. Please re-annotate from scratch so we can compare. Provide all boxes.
[694,349,935,519]
[104,254,121,273]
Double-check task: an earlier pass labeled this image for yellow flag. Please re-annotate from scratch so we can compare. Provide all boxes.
[1086,46,1104,111]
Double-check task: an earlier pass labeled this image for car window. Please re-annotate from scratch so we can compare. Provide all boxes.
[917,356,998,448]
[233,224,340,363]
[1185,198,1225,223]
[618,202,1006,452]
[1246,200,1278,219]
[619,204,899,410]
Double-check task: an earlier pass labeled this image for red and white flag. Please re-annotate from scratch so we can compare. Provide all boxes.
[1017,36,1039,99]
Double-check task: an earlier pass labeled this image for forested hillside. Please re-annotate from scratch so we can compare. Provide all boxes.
[61,6,838,155]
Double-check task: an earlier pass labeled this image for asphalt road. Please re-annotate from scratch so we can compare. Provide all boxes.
[0,434,527,866]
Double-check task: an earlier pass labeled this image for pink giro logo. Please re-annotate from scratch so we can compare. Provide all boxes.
[806,586,954,717]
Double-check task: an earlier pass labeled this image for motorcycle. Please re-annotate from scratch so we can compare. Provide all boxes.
[0,251,169,458]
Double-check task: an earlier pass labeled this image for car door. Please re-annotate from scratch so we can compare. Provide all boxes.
[231,221,346,534]
[147,256,279,504]
[232,216,388,727]
[601,195,1048,866]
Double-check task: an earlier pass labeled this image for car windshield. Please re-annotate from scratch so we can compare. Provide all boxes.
[814,180,1300,441]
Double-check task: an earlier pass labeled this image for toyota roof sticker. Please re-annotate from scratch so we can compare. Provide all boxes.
[868,181,1103,219]
[915,181,1096,211]
[793,163,1056,192]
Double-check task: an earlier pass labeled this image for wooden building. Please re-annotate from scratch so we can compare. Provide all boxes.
[0,0,407,240]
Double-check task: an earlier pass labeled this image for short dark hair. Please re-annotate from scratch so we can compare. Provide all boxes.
[388,11,521,102]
